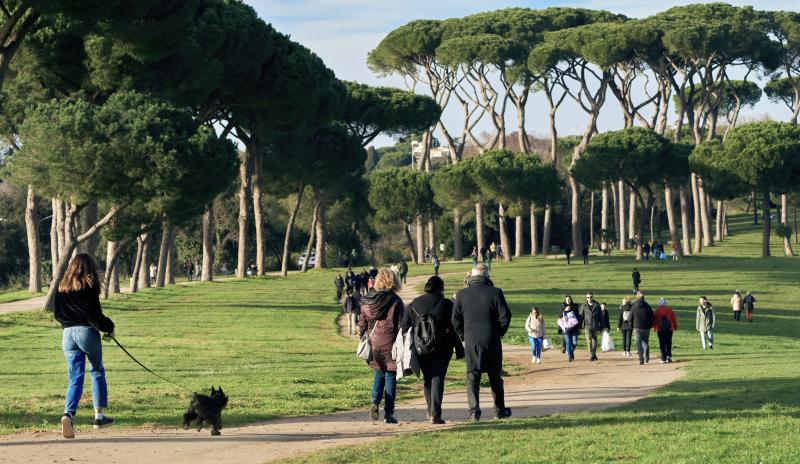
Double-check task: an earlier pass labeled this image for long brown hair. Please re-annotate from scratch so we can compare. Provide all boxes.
[58,253,101,293]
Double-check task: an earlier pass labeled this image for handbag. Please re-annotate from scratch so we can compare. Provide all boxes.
[357,320,379,361]
[542,338,552,351]
[601,330,615,352]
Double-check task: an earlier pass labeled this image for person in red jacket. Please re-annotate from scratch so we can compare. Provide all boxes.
[653,298,678,363]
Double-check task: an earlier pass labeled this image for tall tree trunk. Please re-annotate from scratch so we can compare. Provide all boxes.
[723,202,730,239]
[611,182,619,251]
[698,180,713,247]
[314,198,327,269]
[715,200,723,243]
[664,184,680,254]
[102,239,129,299]
[56,200,65,261]
[166,240,175,285]
[302,193,320,272]
[427,218,435,255]
[498,203,512,262]
[601,183,608,251]
[691,174,702,253]
[628,191,636,247]
[762,189,771,257]
[130,236,144,293]
[569,176,583,254]
[752,191,758,225]
[589,190,595,248]
[416,216,425,263]
[679,185,692,256]
[782,193,794,256]
[50,198,60,283]
[542,205,552,256]
[79,202,99,256]
[530,203,539,256]
[649,204,655,243]
[138,232,152,290]
[155,222,173,288]
[514,207,523,258]
[25,185,41,292]
[404,224,417,264]
[475,203,484,253]
[251,153,266,276]
[281,182,306,276]
[236,150,251,278]
[618,180,627,250]
[201,207,215,281]
[452,208,463,261]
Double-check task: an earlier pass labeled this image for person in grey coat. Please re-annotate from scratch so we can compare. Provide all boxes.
[452,264,512,422]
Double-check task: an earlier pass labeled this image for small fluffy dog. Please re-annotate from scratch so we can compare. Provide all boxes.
[183,386,229,436]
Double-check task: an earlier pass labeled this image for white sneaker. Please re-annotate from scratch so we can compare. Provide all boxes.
[536,357,541,364]
[532,356,536,364]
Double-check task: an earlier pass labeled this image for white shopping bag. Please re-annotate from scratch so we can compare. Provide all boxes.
[542,338,552,351]
[601,330,615,352]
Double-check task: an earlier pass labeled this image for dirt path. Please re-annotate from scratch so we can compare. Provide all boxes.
[0,273,685,464]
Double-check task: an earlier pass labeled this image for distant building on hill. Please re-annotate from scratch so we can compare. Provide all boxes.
[411,140,450,166]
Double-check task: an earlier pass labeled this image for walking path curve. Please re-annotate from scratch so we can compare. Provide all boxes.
[0,273,685,464]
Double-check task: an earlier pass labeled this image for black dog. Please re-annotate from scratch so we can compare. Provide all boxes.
[183,386,229,436]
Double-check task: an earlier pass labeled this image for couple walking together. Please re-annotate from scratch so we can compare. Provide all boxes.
[357,264,512,424]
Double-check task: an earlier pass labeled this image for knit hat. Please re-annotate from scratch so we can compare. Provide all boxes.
[658,298,668,305]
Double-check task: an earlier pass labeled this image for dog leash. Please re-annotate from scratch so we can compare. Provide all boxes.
[107,336,194,393]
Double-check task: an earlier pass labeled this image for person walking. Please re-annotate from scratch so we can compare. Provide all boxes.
[525,307,546,364]
[54,254,116,439]
[489,242,497,259]
[471,247,478,266]
[629,291,654,365]
[358,269,405,424]
[452,264,512,422]
[186,260,194,282]
[399,260,408,285]
[401,276,463,424]
[579,292,602,361]
[744,291,756,322]
[672,242,680,260]
[558,296,580,362]
[334,272,345,302]
[632,268,641,293]
[731,290,743,322]
[432,255,440,277]
[582,246,589,265]
[643,242,651,260]
[653,298,678,363]
[343,289,359,335]
[618,296,634,356]
[599,302,612,352]
[345,268,356,291]
[564,245,572,264]
[696,297,715,350]
[148,263,157,286]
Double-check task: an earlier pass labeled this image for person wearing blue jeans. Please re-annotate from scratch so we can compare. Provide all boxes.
[559,296,580,362]
[371,369,396,418]
[525,307,546,364]
[53,254,116,439]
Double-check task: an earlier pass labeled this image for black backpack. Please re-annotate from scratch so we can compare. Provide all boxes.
[412,306,438,356]
[660,314,671,331]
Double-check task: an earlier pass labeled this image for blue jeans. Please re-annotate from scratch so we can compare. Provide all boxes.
[62,326,107,414]
[563,333,578,360]
[371,369,396,415]
[529,336,543,358]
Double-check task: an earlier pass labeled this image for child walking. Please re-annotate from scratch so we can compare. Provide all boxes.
[525,307,546,364]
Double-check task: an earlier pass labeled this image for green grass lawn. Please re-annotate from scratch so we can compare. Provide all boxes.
[0,289,44,304]
[291,216,800,463]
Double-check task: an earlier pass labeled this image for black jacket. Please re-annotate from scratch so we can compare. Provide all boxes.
[579,301,603,331]
[452,276,511,373]
[632,271,641,284]
[600,309,611,331]
[618,302,633,331]
[342,295,359,314]
[334,276,344,290]
[629,298,654,330]
[401,292,463,359]
[744,294,756,310]
[54,287,115,333]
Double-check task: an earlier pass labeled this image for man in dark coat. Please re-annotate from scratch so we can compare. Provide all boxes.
[564,245,572,264]
[632,268,641,293]
[334,272,345,302]
[579,292,602,361]
[452,264,512,421]
[630,291,655,365]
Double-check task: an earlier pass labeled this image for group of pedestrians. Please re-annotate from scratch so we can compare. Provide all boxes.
[356,264,511,424]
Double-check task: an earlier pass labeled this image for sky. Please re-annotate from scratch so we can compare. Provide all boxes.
[245,1,799,148]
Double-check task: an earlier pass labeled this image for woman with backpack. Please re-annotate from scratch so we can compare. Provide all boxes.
[618,297,634,357]
[525,307,546,364]
[731,290,743,322]
[653,298,678,363]
[744,291,756,322]
[358,268,405,424]
[696,296,715,350]
[558,296,580,362]
[400,276,463,424]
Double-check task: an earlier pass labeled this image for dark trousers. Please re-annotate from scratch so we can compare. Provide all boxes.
[584,329,598,359]
[419,353,452,419]
[734,310,741,321]
[621,329,633,352]
[583,256,588,264]
[566,253,571,264]
[336,288,343,302]
[633,281,640,292]
[467,369,505,416]
[657,330,673,361]
[634,329,650,364]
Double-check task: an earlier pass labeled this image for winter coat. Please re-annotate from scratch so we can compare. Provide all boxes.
[696,304,715,332]
[559,304,581,336]
[653,305,678,332]
[744,294,756,311]
[343,295,359,314]
[731,294,743,312]
[525,315,546,338]
[579,301,603,331]
[618,303,634,331]
[334,276,345,290]
[54,287,115,333]
[401,292,463,359]
[632,271,641,284]
[600,309,611,331]
[392,328,419,381]
[629,298,654,330]
[452,276,511,373]
[358,290,404,371]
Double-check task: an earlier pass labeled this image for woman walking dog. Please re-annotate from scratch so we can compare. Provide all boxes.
[54,254,116,439]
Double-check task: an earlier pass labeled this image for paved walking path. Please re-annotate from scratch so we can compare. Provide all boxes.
[0,273,684,464]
